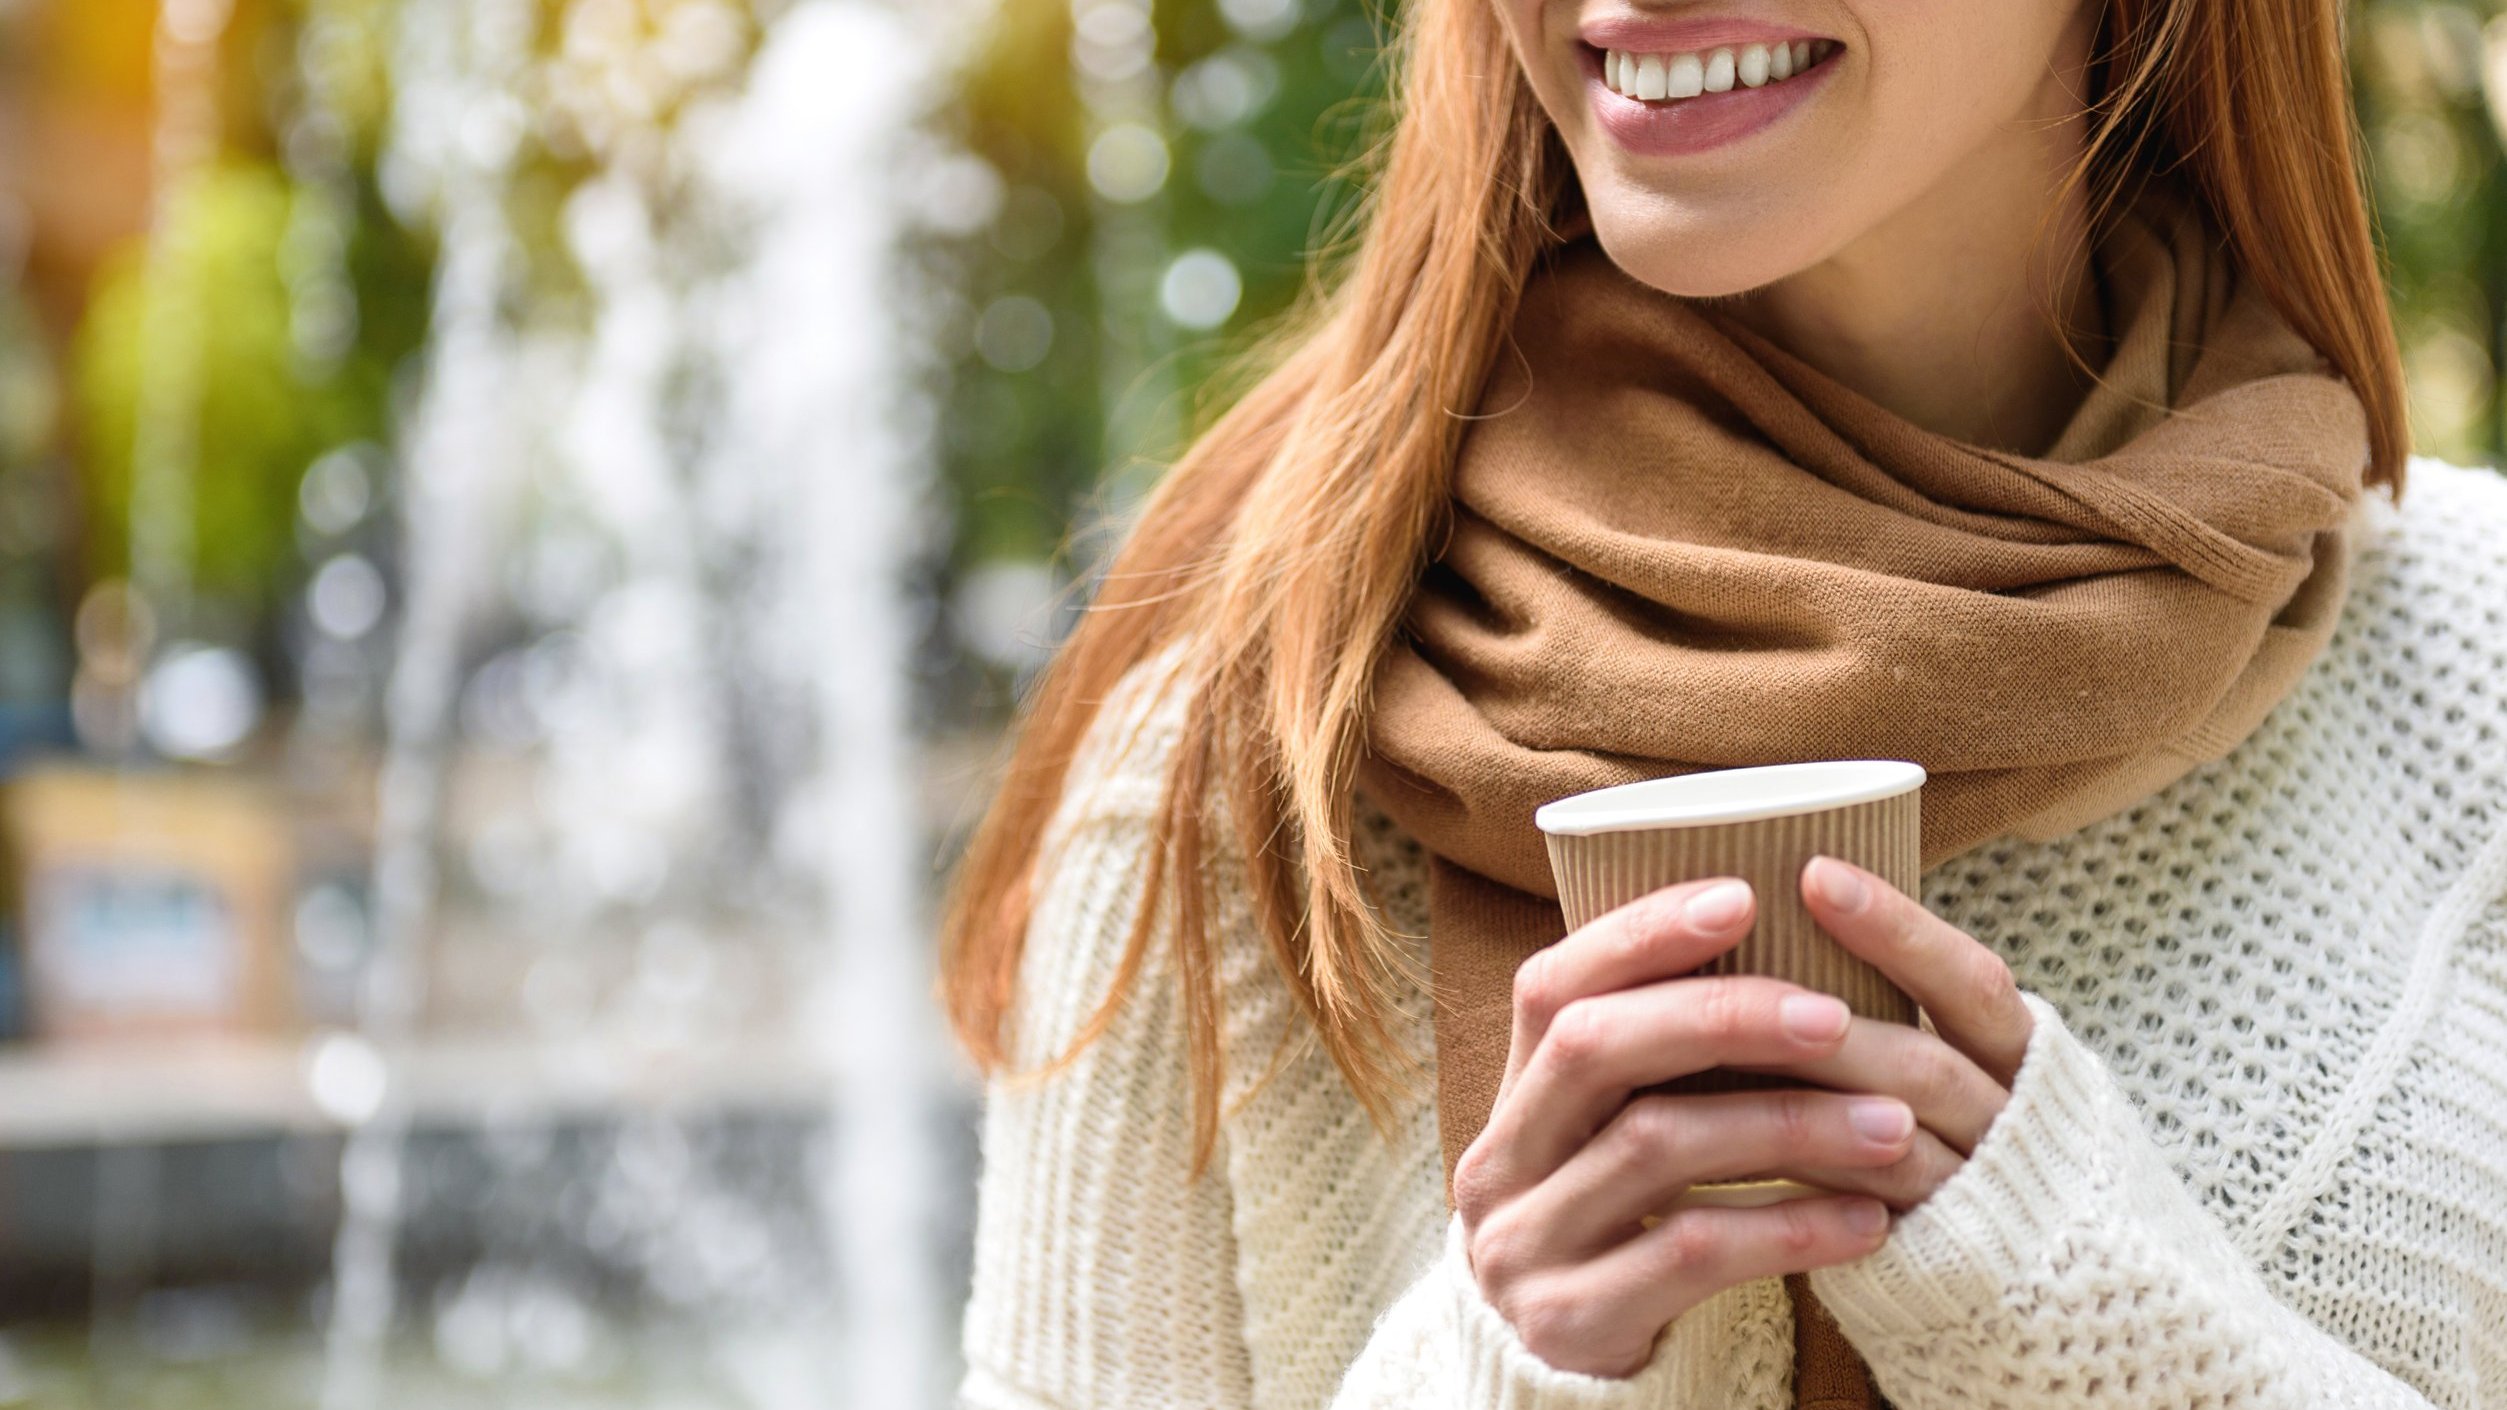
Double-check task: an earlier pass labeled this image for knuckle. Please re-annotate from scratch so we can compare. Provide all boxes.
[1860,1150,1927,1202]
[1598,907,1655,971]
[1454,1129,1504,1219]
[1775,1199,1823,1256]
[1470,1202,1535,1283]
[1912,1040,1967,1108]
[1512,951,1559,1025]
[1503,1283,1582,1363]
[1611,1095,1686,1170]
[1967,949,2019,1014]
[1451,1141,1505,1225]
[1545,999,1609,1076]
[1656,1211,1724,1281]
[1878,892,1921,952]
[1771,1088,1819,1153]
[1903,1147,1957,1202]
[1688,980,1751,1047]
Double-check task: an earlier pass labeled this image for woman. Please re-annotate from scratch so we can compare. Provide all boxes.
[941,0,2507,1403]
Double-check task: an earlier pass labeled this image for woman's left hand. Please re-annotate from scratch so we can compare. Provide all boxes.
[1722,854,2037,1214]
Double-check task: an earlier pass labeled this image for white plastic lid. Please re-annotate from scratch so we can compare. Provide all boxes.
[1534,759,1927,836]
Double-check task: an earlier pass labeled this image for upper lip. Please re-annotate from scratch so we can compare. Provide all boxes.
[1575,14,1832,53]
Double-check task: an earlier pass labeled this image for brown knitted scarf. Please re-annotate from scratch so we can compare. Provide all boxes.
[1352,186,2370,1405]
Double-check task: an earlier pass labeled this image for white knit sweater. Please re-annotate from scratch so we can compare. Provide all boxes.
[954,455,2507,1410]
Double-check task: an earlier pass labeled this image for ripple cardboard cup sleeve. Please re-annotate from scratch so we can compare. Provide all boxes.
[1534,760,1926,1214]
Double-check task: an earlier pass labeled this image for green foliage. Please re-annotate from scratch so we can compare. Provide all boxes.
[70,159,426,613]
[2351,2,2507,464]
[933,0,1387,573]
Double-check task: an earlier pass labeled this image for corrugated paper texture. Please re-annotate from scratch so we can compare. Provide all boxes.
[1543,787,1921,1098]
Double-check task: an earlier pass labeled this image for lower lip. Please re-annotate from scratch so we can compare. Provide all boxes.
[1583,46,1838,158]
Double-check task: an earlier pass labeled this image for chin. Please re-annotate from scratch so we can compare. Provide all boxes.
[1580,188,1829,300]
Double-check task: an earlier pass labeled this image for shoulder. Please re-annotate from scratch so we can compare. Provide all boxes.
[1000,634,1208,1071]
[2333,456,2507,704]
[1045,634,1204,843]
[2285,453,2507,882]
[2360,455,2507,597]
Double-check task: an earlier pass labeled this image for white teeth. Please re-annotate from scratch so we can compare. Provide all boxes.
[1601,38,1832,103]
[1666,51,1704,98]
[1636,52,1668,100]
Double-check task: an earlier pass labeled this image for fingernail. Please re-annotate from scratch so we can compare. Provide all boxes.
[1844,1199,1889,1236]
[1683,879,1751,934]
[1811,855,1868,913]
[1848,1097,1913,1144]
[1779,993,1850,1042]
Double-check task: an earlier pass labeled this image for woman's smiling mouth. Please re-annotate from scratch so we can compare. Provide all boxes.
[1575,24,1844,159]
[1597,37,1842,103]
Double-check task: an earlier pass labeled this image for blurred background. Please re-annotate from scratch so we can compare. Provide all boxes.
[0,0,2497,1406]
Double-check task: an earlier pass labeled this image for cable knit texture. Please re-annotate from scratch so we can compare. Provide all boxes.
[956,457,2507,1410]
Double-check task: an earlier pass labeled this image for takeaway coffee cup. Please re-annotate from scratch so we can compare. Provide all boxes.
[1534,759,1926,1211]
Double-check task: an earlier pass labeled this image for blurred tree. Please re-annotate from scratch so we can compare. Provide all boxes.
[70,157,426,622]
[2352,1,2507,465]
[932,0,1385,576]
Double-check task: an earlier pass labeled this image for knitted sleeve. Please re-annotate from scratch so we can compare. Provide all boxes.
[1326,1211,1770,1408]
[1806,990,2445,1408]
[953,656,1258,1410]
[955,651,1704,1410]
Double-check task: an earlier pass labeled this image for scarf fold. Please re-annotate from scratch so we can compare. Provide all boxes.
[1353,185,2369,1406]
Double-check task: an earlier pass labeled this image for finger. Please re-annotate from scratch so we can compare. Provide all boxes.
[1518,1089,1917,1257]
[1801,854,2033,1083]
[1501,876,1759,1098]
[1727,1017,2009,1155]
[1592,1196,1892,1336]
[1753,1127,1968,1214]
[1489,975,1858,1184]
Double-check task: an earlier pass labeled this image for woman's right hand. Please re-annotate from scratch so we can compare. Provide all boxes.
[1449,875,1954,1379]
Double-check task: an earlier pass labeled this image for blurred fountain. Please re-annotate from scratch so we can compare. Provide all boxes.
[315,0,952,1406]
[316,0,525,1402]
[699,6,951,1405]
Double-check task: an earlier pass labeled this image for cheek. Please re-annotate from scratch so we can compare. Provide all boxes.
[1851,18,2063,185]
[1862,0,2081,134]
[1487,0,1549,80]
[1490,0,1583,138]
[1848,54,1968,185]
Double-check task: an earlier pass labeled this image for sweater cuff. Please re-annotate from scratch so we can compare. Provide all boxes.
[1806,990,2138,1343]
[1436,1211,1699,1408]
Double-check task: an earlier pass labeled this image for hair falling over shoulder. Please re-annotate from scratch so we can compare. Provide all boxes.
[935,0,2407,1182]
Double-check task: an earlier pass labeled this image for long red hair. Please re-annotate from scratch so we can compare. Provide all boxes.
[937,0,2409,1179]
